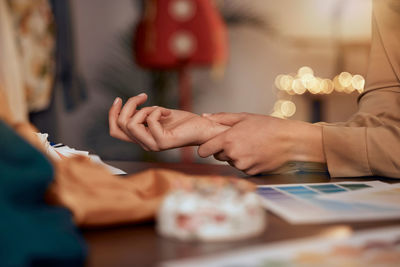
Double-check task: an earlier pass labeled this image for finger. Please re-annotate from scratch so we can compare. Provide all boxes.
[117,93,148,132]
[202,112,246,126]
[243,161,268,176]
[108,97,135,142]
[244,166,260,176]
[213,151,230,161]
[126,106,159,150]
[197,133,226,158]
[147,107,171,147]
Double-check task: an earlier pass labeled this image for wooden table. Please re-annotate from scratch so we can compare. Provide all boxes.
[83,161,400,267]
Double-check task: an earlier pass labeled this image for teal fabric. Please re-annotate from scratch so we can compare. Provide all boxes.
[0,121,87,267]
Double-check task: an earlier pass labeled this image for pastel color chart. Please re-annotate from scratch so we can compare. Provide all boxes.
[256,181,400,224]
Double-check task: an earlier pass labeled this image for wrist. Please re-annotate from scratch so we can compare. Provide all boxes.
[289,122,326,163]
[199,120,229,144]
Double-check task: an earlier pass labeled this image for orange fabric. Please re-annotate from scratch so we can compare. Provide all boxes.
[47,156,255,227]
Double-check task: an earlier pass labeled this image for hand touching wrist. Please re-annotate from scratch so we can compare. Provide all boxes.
[198,113,326,175]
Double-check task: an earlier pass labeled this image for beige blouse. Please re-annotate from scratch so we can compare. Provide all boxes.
[322,0,400,178]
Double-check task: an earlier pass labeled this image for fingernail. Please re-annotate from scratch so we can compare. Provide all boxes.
[138,93,146,97]
[202,113,211,117]
[113,97,120,105]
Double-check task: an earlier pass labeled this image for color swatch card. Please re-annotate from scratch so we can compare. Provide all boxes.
[318,183,400,209]
[162,226,400,267]
[256,181,400,224]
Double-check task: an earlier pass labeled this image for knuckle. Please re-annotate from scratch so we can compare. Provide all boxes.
[125,98,138,108]
[127,96,137,103]
[223,131,235,143]
[154,107,164,115]
[142,106,154,113]
[245,169,258,176]
[224,145,238,159]
[224,148,234,159]
[235,160,250,171]
[158,141,168,150]
[147,108,160,119]
[126,123,138,135]
[197,146,208,158]
[146,113,155,122]
[117,117,125,128]
[126,121,135,131]
[151,145,160,152]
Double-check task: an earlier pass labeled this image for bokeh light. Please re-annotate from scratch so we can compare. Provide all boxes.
[275,74,285,90]
[271,100,296,119]
[351,74,365,92]
[338,72,353,88]
[333,75,345,92]
[271,67,365,119]
[280,100,296,117]
[292,79,307,94]
[280,75,294,91]
[274,66,365,95]
[301,73,316,90]
[321,79,334,94]
[297,66,314,77]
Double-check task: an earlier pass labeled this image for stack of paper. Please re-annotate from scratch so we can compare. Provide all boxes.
[36,133,126,175]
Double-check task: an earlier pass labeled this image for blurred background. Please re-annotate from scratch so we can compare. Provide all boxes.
[2,0,372,163]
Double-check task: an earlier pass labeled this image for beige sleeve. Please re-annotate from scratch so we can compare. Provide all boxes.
[322,0,400,178]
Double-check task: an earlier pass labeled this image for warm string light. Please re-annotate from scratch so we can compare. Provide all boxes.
[274,67,365,95]
[271,66,366,119]
[271,100,296,119]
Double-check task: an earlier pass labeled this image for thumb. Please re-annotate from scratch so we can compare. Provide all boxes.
[202,112,246,126]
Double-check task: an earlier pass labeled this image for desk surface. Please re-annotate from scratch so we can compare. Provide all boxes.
[83,161,400,267]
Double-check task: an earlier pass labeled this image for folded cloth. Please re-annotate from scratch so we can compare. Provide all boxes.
[0,120,86,267]
[47,156,255,227]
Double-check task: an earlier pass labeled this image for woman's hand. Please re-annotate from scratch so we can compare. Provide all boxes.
[198,112,325,175]
[108,93,229,151]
